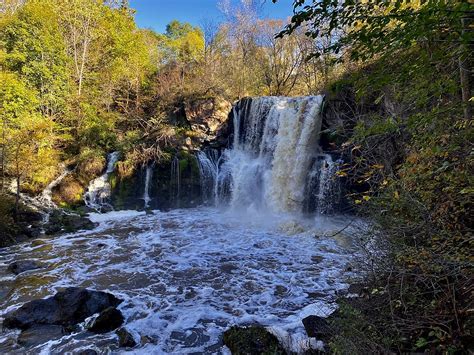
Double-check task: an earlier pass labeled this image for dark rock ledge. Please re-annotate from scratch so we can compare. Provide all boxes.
[3,287,124,348]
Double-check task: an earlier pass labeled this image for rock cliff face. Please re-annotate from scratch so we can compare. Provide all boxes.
[106,97,232,211]
[184,97,231,141]
[48,97,231,211]
[110,151,202,211]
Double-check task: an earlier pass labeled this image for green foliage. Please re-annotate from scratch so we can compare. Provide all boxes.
[326,35,473,351]
[0,71,59,191]
[0,0,166,199]
[0,194,17,246]
[158,20,204,63]
[277,0,472,61]
[75,103,119,150]
[353,116,400,140]
[0,0,70,116]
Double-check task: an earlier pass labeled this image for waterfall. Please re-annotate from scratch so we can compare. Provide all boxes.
[84,151,120,211]
[196,149,227,205]
[170,155,181,207]
[38,165,70,208]
[7,165,71,225]
[143,164,153,209]
[305,154,342,215]
[197,96,342,214]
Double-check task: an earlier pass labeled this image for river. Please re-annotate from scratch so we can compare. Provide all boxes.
[0,208,359,354]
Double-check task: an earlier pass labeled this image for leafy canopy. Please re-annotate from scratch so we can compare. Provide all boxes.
[274,0,473,60]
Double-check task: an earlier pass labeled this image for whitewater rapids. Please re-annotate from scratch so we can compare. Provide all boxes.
[0,208,359,354]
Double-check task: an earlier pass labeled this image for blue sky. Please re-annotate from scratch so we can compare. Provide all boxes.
[129,0,295,33]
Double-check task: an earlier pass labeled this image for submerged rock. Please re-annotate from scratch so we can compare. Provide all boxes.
[7,260,44,275]
[88,307,124,333]
[3,287,122,330]
[223,326,286,355]
[17,325,65,347]
[116,327,136,348]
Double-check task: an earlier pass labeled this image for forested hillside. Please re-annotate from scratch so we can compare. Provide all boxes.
[0,0,341,211]
[0,0,472,353]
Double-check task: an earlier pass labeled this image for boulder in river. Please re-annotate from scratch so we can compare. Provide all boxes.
[3,287,122,330]
[223,326,286,355]
[88,307,124,333]
[116,327,137,348]
[7,260,44,275]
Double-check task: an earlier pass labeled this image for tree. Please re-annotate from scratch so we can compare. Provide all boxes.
[1,0,70,118]
[56,0,101,96]
[158,20,204,64]
[0,73,57,214]
[259,19,305,96]
[0,0,25,15]
[274,0,473,118]
[219,0,265,98]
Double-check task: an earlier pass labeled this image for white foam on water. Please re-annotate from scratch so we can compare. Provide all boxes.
[88,210,147,223]
[0,208,360,354]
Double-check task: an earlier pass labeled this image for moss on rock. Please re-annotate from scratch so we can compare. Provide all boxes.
[223,326,286,355]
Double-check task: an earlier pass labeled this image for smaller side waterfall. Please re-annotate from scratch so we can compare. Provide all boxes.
[143,164,154,209]
[305,154,342,215]
[196,150,219,205]
[84,152,120,211]
[196,149,231,206]
[170,156,181,207]
[8,165,71,225]
[39,165,70,208]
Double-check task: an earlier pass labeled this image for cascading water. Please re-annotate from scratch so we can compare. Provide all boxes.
[170,155,181,207]
[196,149,223,205]
[8,165,71,225]
[84,151,120,211]
[38,165,70,209]
[305,154,342,215]
[142,164,154,209]
[197,96,342,214]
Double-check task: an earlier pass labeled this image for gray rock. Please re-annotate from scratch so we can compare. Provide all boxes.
[347,283,369,296]
[274,285,288,296]
[116,327,136,348]
[3,287,122,330]
[88,307,124,333]
[8,260,44,275]
[17,325,65,347]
